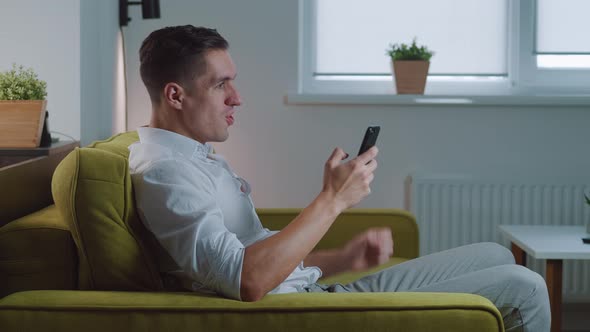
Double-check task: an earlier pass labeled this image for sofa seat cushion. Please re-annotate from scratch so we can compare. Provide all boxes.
[0,205,76,297]
[0,290,503,332]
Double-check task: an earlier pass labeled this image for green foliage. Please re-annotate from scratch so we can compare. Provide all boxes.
[0,63,47,100]
[585,193,590,205]
[386,38,434,61]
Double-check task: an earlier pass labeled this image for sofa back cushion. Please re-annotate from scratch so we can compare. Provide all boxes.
[52,131,162,291]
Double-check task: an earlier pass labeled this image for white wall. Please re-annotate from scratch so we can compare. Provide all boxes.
[0,0,120,146]
[124,0,590,209]
[0,0,81,141]
[80,0,121,146]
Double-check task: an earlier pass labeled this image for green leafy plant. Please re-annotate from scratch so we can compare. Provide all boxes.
[0,64,47,100]
[386,38,434,61]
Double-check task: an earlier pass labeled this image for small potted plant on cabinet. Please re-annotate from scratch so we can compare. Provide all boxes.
[386,38,434,94]
[0,64,48,148]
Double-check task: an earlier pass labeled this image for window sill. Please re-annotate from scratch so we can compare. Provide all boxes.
[284,93,590,107]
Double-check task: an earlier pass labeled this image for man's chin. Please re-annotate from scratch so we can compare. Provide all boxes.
[211,132,230,143]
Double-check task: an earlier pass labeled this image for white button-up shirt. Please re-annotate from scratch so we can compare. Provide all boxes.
[129,127,321,300]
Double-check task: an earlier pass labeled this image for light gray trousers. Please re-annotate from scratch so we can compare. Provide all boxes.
[301,242,551,332]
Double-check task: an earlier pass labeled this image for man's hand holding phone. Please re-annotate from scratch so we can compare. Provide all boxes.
[321,127,380,211]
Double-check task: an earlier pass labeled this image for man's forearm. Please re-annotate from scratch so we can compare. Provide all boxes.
[304,249,351,279]
[240,191,343,301]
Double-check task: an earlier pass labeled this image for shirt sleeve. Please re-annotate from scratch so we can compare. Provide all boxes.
[131,158,245,300]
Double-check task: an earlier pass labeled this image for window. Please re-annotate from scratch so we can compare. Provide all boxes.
[536,0,590,69]
[298,0,590,97]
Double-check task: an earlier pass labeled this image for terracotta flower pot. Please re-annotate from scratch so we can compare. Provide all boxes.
[0,100,47,148]
[392,60,430,94]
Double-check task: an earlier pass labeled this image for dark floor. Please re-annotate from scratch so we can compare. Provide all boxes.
[563,303,590,332]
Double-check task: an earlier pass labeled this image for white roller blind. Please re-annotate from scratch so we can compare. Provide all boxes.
[315,0,508,76]
[536,0,590,54]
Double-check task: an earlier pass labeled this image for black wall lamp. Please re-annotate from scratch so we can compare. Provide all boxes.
[120,0,161,26]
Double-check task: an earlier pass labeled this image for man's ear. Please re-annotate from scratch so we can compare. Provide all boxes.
[163,83,184,110]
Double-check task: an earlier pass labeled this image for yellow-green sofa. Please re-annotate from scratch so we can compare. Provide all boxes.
[0,132,504,331]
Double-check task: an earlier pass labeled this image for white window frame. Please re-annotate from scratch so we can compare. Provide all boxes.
[296,0,590,99]
[522,0,590,93]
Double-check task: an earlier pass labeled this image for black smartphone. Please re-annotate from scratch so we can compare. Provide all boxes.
[358,126,380,156]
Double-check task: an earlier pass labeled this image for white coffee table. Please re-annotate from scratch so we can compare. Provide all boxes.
[498,225,590,332]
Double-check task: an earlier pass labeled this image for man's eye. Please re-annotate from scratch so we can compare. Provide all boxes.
[217,82,226,88]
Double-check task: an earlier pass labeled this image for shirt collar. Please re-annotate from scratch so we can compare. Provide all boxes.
[137,127,213,161]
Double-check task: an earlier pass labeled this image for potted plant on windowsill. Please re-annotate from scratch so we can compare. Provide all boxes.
[386,38,434,94]
[0,64,48,148]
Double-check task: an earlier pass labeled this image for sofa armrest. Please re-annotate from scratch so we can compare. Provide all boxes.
[0,205,77,297]
[0,290,503,332]
[0,141,78,228]
[256,208,419,259]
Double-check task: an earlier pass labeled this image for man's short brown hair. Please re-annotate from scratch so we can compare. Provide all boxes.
[139,25,229,103]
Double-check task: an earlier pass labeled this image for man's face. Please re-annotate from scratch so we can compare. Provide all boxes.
[181,49,241,144]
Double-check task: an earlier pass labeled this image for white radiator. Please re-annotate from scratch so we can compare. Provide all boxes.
[404,174,590,301]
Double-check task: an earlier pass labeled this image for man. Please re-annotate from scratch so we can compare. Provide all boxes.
[129,25,550,331]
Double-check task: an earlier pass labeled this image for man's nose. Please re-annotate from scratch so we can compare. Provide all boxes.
[233,90,242,106]
[226,85,242,107]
